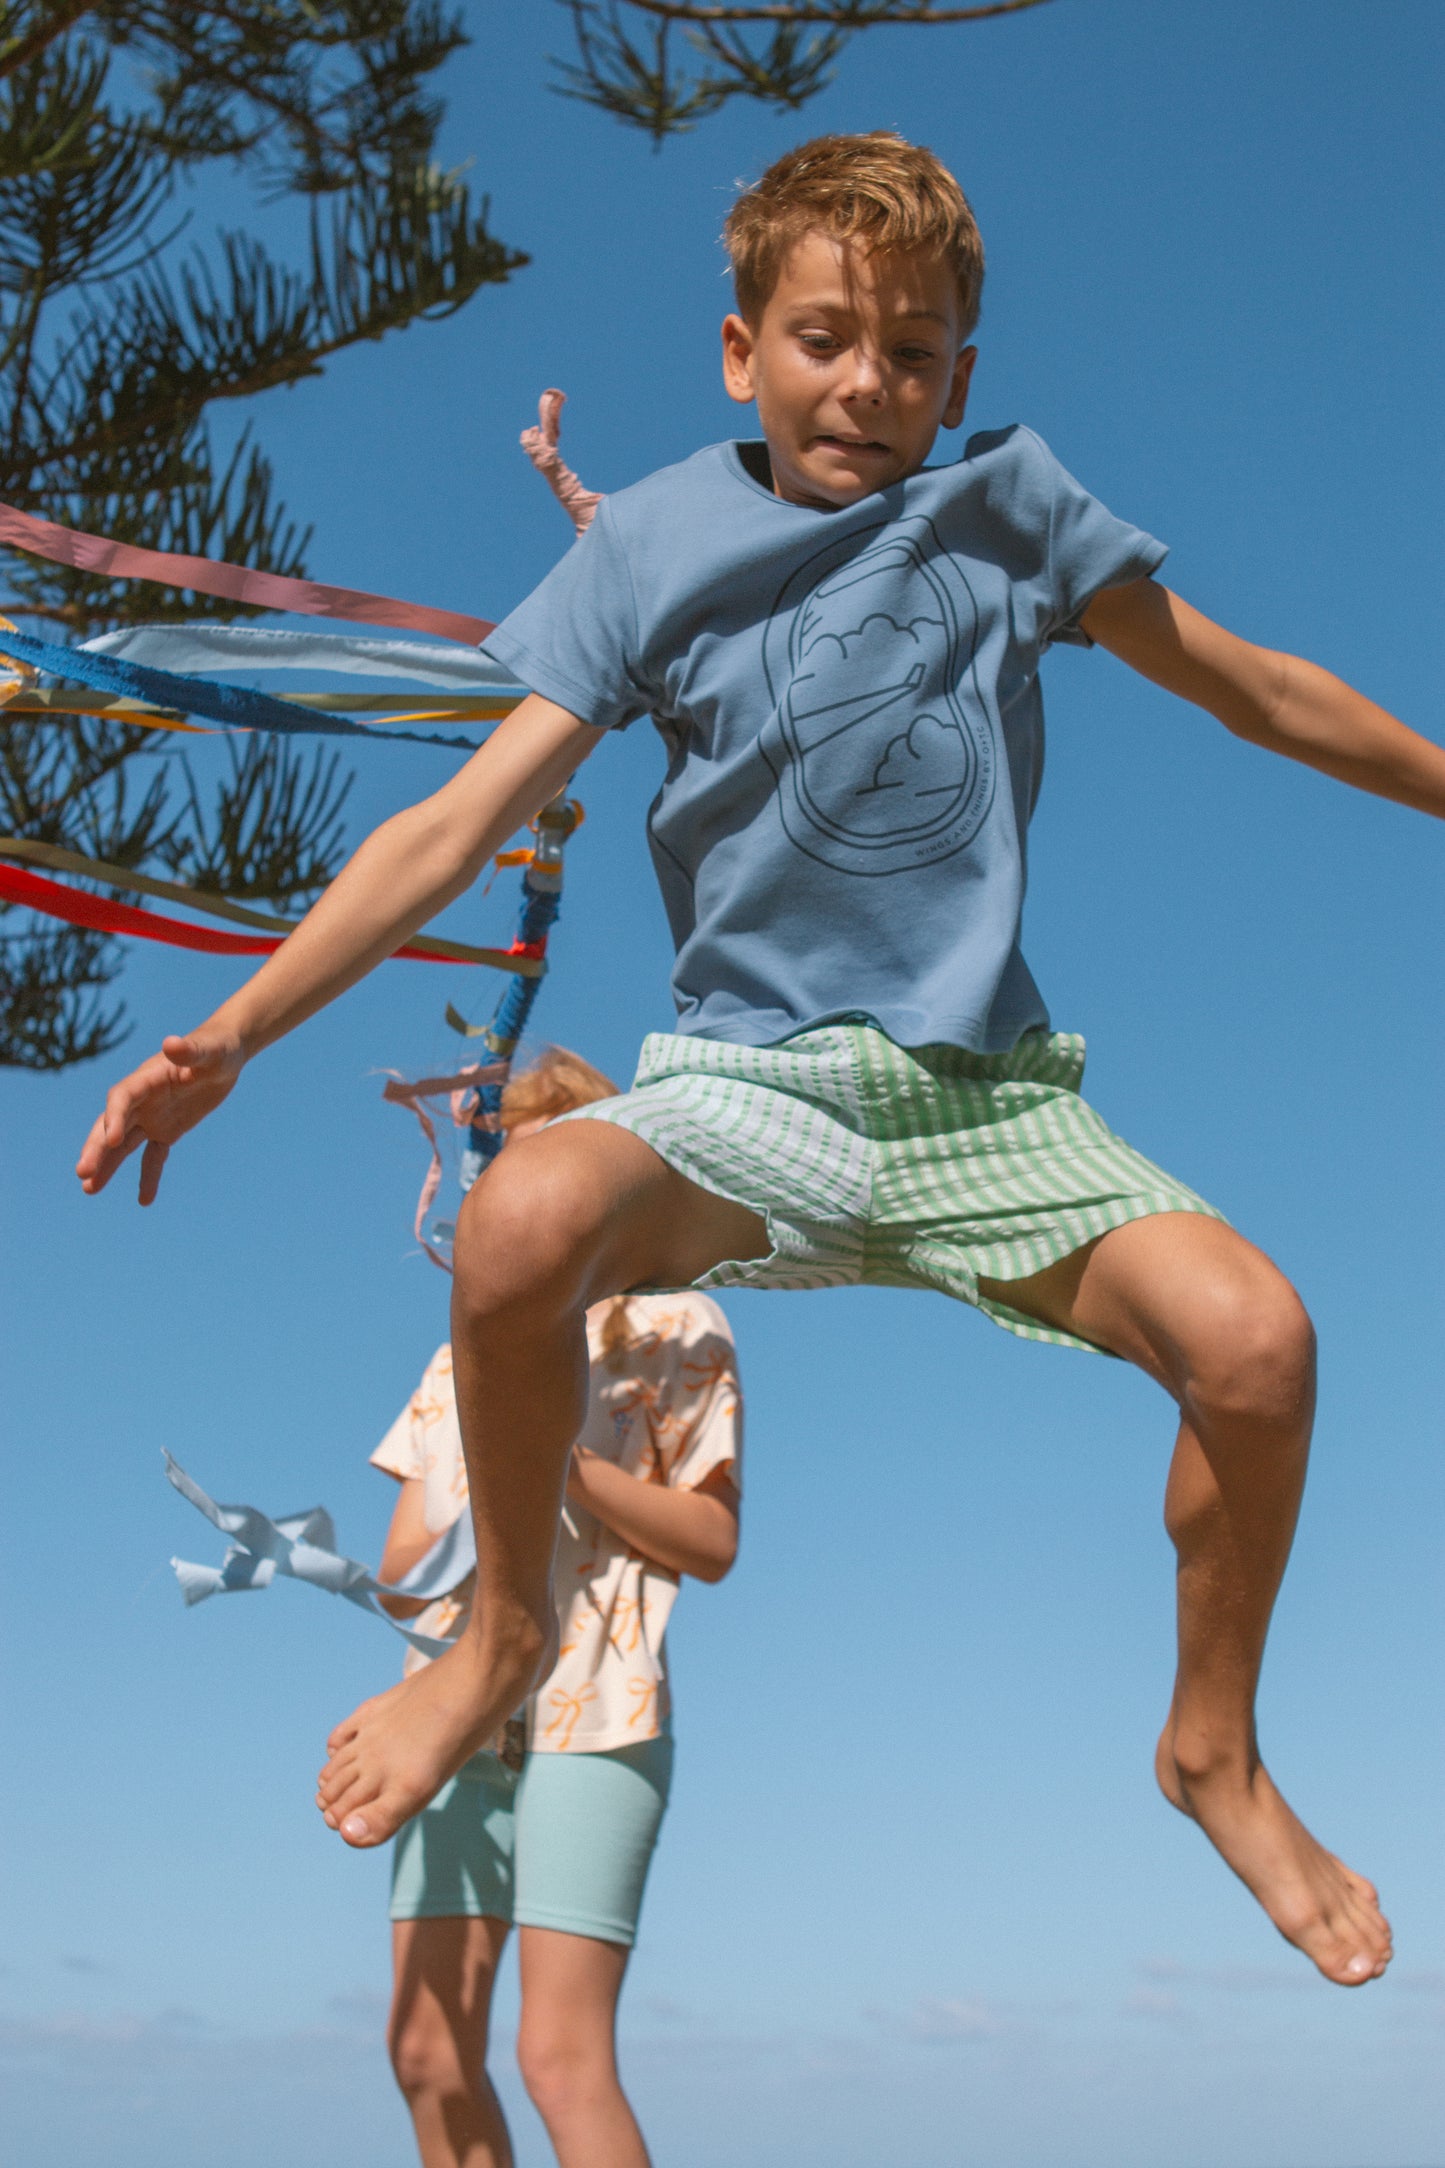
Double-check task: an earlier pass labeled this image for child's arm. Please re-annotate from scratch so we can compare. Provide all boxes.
[566,1450,741,1584]
[1081,579,1445,818]
[76,695,604,1202]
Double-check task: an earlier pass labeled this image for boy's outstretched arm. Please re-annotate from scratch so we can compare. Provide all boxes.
[1082,579,1445,819]
[75,696,604,1204]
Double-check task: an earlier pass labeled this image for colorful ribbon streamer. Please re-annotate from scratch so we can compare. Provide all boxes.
[380,1061,509,1268]
[0,497,494,644]
[520,390,604,538]
[0,854,545,971]
[82,622,522,690]
[1,687,522,733]
[0,627,485,747]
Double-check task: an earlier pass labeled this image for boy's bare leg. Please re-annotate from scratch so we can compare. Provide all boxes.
[317,1121,766,1847]
[979,1212,1392,1987]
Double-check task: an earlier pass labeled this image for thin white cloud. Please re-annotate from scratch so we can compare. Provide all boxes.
[1138,1955,1311,1994]
[1123,1987,1189,2023]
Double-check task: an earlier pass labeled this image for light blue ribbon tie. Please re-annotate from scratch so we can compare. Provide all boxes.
[164,1450,477,1658]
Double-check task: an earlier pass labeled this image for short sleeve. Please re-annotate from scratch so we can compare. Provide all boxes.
[370,1344,451,1481]
[665,1296,743,1495]
[1023,428,1168,649]
[481,498,654,731]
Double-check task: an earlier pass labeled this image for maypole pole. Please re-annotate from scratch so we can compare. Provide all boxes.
[456,388,603,1189]
[456,790,583,1191]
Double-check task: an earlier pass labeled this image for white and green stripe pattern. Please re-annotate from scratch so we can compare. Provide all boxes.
[567,1024,1223,1352]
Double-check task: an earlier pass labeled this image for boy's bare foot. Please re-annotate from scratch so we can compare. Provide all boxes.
[1155,1724,1392,1986]
[316,1620,549,1847]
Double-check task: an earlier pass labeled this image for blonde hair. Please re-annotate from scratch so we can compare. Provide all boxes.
[498,1046,636,1367]
[497,1044,621,1130]
[723,130,984,339]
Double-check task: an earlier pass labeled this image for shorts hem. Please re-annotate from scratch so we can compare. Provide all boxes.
[512,1904,636,1948]
[388,1897,512,1924]
[556,1102,852,1293]
[956,1196,1229,1353]
[557,1031,1227,1337]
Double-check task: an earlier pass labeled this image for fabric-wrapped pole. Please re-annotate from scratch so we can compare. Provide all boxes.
[457,795,581,1193]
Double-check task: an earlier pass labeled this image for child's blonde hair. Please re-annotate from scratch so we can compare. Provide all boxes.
[723,130,985,339]
[498,1046,636,1369]
[498,1044,621,1130]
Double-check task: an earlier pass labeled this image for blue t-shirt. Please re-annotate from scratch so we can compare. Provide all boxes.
[484,425,1166,1053]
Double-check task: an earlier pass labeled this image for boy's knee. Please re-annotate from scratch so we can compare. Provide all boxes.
[451,1135,595,1325]
[1187,1266,1316,1427]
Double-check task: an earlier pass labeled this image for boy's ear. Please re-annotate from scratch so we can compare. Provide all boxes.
[721,313,757,406]
[942,345,978,432]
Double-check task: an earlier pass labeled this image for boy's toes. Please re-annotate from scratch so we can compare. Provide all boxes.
[1327,1908,1392,1986]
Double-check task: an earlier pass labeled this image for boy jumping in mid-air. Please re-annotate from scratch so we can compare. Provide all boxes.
[79,134,1443,1988]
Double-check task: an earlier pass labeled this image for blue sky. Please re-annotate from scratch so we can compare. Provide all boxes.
[2,4,1442,2164]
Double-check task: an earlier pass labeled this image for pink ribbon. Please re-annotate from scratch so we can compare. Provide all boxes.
[520,392,603,538]
[380,1064,509,1271]
[0,500,495,646]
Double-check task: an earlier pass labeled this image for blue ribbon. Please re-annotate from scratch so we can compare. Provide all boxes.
[0,628,485,749]
[165,1450,476,1658]
[83,622,523,691]
[457,868,563,1192]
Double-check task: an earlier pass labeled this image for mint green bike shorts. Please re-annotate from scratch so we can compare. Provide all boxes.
[562,1025,1223,1356]
[389,1736,673,1947]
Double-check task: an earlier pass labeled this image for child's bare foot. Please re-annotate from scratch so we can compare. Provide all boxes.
[1155,1723,1392,1986]
[316,1619,548,1847]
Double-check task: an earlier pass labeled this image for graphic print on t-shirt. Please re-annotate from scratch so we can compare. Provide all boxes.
[759,514,996,877]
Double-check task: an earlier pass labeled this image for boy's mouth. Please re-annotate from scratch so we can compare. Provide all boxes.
[812,433,892,458]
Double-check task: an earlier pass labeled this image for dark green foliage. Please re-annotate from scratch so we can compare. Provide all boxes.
[552,0,1053,145]
[0,2,524,1069]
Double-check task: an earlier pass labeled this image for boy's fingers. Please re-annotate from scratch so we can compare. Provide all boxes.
[77,1106,144,1191]
[138,1138,169,1206]
[102,1052,172,1142]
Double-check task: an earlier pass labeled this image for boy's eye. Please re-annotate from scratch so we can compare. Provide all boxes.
[896,346,936,365]
[798,332,839,353]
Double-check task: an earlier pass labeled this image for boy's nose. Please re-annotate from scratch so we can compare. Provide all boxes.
[840,346,885,400]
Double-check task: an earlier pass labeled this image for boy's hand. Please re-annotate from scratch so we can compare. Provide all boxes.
[73,696,604,1209]
[76,1026,245,1203]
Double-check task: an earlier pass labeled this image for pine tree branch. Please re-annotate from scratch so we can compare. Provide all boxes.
[3,425,312,634]
[620,0,1051,19]
[0,922,129,1069]
[553,0,1052,138]
[0,1,96,84]
[13,177,524,489]
[1,3,512,1066]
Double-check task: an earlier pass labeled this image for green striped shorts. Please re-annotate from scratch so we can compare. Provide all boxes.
[564,1025,1223,1354]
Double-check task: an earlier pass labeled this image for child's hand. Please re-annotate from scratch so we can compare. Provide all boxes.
[75,1026,246,1204]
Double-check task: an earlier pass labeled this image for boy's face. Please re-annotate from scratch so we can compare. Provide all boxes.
[721,231,976,509]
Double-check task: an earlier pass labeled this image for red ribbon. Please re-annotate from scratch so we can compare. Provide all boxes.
[0,499,495,647]
[0,862,474,964]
